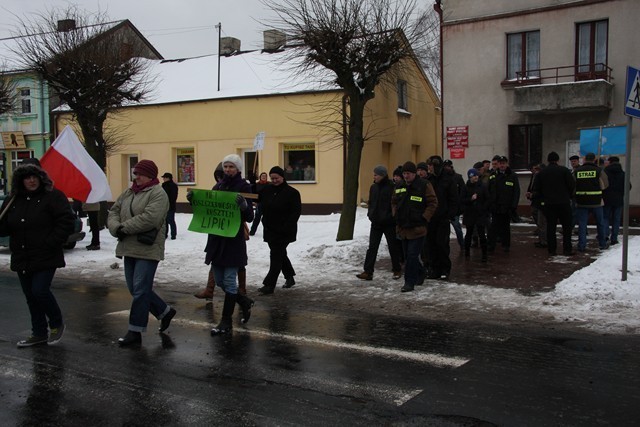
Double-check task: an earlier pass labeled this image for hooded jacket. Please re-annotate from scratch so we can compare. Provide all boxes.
[603,162,626,207]
[0,164,74,272]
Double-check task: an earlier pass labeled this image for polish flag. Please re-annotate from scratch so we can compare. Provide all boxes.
[40,125,112,203]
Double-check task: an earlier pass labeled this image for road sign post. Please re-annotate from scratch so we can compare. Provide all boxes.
[621,66,640,281]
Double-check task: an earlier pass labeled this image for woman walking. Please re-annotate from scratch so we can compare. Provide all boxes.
[0,163,74,347]
[107,160,176,347]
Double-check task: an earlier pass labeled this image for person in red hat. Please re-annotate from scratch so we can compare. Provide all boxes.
[107,159,176,347]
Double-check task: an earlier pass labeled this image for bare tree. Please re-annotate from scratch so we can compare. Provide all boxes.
[0,69,15,115]
[11,6,155,169]
[264,0,433,240]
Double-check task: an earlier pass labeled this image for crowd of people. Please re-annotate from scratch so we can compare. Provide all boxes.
[357,152,627,292]
[0,150,627,347]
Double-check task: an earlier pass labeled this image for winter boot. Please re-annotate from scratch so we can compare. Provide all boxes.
[238,269,247,295]
[211,293,237,335]
[194,270,215,300]
[236,293,255,324]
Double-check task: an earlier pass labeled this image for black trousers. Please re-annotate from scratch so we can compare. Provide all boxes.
[488,212,510,249]
[543,203,573,254]
[425,218,451,276]
[363,223,402,274]
[87,211,100,246]
[263,241,295,287]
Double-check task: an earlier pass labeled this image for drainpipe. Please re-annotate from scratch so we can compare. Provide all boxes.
[434,0,444,156]
[40,80,47,154]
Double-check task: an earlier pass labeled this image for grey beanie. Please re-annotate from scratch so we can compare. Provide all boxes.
[373,165,388,176]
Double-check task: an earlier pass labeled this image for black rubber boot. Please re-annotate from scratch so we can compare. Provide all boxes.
[211,293,237,336]
[236,293,254,324]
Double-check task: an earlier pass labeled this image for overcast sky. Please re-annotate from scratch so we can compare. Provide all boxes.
[0,0,276,58]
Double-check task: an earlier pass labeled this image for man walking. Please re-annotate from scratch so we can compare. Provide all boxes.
[356,165,403,281]
[258,166,302,295]
[533,152,575,256]
[392,161,438,293]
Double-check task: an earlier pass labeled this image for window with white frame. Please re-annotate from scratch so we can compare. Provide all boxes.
[397,79,408,111]
[506,31,540,80]
[282,143,315,182]
[19,88,31,114]
[11,150,34,170]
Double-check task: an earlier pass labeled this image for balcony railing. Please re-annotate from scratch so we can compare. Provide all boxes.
[505,63,613,86]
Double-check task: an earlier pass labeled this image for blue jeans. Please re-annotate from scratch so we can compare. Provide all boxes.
[576,206,606,250]
[402,236,425,288]
[603,205,622,243]
[123,257,170,332]
[450,215,464,248]
[18,268,62,337]
[212,266,239,294]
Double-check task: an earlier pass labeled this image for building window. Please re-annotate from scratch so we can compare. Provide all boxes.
[397,80,408,111]
[11,150,34,170]
[508,124,542,170]
[176,148,196,184]
[506,31,540,80]
[576,20,608,79]
[19,88,31,114]
[282,143,315,182]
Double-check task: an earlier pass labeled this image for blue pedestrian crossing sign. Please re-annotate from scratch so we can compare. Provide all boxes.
[625,66,640,118]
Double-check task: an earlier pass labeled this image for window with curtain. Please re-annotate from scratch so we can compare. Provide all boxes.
[576,20,608,77]
[506,31,540,80]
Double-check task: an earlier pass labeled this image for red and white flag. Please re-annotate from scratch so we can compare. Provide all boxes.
[40,125,112,203]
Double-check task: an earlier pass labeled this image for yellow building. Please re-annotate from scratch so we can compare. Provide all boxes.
[55,37,441,213]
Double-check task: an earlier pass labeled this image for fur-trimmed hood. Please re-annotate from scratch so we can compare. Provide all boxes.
[11,164,54,195]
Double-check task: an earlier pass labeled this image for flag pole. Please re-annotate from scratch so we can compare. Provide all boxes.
[0,194,15,222]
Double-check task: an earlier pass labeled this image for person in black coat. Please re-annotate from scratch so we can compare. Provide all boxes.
[258,166,302,295]
[0,164,74,347]
[533,152,575,256]
[487,156,520,252]
[356,165,403,281]
[161,172,179,240]
[602,156,627,245]
[425,155,459,280]
[462,168,490,262]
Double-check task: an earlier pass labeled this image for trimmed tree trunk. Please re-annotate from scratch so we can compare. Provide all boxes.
[336,95,366,241]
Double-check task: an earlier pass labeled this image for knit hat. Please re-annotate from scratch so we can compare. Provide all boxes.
[467,168,479,178]
[269,166,286,178]
[222,154,243,173]
[402,161,417,174]
[133,160,158,179]
[392,166,403,178]
[416,162,428,171]
[373,165,387,176]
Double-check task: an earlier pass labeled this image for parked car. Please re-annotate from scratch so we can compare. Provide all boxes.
[0,195,85,249]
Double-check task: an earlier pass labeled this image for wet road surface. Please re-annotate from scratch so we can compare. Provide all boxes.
[1,272,640,426]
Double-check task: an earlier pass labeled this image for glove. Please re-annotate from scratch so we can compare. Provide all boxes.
[236,194,248,211]
[186,191,194,204]
[116,226,127,240]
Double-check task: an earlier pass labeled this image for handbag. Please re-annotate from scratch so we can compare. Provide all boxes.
[129,200,159,245]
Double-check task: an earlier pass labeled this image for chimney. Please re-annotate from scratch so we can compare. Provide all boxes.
[219,37,240,55]
[263,30,286,51]
[57,19,76,32]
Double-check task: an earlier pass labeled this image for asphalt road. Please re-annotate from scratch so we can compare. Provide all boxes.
[1,272,639,426]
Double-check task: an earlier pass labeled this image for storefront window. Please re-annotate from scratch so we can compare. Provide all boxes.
[283,143,315,182]
[176,148,196,184]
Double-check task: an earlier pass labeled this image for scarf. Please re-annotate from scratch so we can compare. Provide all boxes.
[131,177,160,194]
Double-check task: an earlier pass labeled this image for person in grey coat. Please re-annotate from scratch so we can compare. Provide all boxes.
[108,160,176,347]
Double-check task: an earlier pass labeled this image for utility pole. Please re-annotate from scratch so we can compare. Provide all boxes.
[215,23,221,91]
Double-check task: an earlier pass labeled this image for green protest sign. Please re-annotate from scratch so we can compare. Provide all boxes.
[188,189,241,237]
